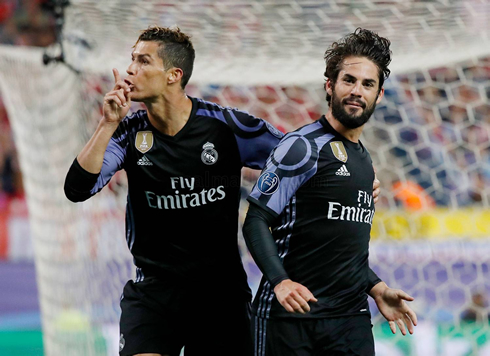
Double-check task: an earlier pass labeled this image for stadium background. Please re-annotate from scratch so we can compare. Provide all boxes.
[0,0,490,355]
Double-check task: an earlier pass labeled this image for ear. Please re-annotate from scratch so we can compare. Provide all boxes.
[376,87,385,104]
[168,68,184,85]
[325,78,333,96]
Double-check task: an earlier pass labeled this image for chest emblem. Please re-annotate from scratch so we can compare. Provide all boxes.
[135,131,153,153]
[201,142,218,165]
[330,141,348,163]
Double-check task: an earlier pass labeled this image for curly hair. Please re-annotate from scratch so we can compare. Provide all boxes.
[324,28,392,103]
[135,26,195,89]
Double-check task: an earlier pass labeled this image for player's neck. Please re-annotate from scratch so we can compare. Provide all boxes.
[145,92,192,136]
[325,111,363,143]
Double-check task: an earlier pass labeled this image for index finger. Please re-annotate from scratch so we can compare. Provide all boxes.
[397,290,414,302]
[298,288,318,303]
[113,68,121,84]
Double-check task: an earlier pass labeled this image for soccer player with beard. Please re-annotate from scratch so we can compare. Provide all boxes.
[244,28,417,356]
[65,26,405,356]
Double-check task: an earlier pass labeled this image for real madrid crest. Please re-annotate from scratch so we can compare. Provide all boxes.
[135,131,154,153]
[201,142,218,165]
[330,141,348,163]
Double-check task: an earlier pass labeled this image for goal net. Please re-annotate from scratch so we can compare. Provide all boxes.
[0,1,489,355]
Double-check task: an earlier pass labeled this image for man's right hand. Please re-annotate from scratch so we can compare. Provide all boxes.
[273,279,318,314]
[103,68,132,124]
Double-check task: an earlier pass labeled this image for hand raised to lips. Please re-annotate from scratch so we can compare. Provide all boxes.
[124,79,134,90]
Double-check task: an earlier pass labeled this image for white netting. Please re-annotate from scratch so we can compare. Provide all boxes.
[0,46,133,355]
[60,0,490,85]
[0,1,490,355]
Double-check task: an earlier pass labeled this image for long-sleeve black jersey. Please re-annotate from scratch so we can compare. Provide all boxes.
[64,96,284,300]
[246,116,377,318]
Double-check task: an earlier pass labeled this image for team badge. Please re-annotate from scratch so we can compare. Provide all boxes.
[265,121,284,139]
[330,141,348,163]
[257,172,280,195]
[135,131,153,153]
[201,142,218,165]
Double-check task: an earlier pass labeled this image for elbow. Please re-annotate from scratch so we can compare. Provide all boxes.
[64,185,90,203]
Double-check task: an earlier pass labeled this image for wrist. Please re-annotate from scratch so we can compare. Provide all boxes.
[369,281,388,300]
[271,275,290,289]
[100,117,121,130]
[273,278,291,292]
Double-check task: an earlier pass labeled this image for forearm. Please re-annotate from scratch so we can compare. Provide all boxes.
[64,158,99,202]
[65,119,121,202]
[77,119,119,174]
[243,203,289,287]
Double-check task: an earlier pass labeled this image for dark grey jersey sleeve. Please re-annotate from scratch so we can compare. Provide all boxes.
[243,202,289,288]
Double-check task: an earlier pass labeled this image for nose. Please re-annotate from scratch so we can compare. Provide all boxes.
[350,81,362,97]
[126,63,135,76]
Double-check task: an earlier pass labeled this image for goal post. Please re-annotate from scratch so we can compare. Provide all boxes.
[0,45,134,355]
[1,1,490,355]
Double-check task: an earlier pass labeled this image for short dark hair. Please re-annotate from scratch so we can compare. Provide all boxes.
[324,28,392,104]
[136,26,195,89]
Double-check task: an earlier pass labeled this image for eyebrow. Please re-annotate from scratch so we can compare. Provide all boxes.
[131,53,152,59]
[343,73,377,85]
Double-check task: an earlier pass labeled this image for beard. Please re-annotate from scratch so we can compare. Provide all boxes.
[331,89,378,129]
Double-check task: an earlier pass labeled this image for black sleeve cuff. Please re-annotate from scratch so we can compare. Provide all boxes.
[367,268,382,292]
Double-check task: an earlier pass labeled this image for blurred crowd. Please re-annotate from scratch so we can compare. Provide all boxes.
[0,0,55,47]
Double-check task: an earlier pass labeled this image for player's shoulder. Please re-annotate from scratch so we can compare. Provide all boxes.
[194,97,228,113]
[280,120,334,149]
[119,110,150,132]
[268,120,336,167]
[194,97,253,122]
[194,97,284,139]
[112,110,150,143]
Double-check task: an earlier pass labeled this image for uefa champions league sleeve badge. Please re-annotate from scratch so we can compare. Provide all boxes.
[201,142,219,165]
[257,171,280,195]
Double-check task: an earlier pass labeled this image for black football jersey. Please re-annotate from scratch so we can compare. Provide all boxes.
[248,116,375,318]
[74,96,283,298]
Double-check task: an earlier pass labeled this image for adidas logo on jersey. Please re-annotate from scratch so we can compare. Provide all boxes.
[137,156,153,166]
[335,164,350,176]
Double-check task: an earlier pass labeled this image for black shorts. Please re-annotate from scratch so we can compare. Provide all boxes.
[254,314,374,356]
[119,278,253,356]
